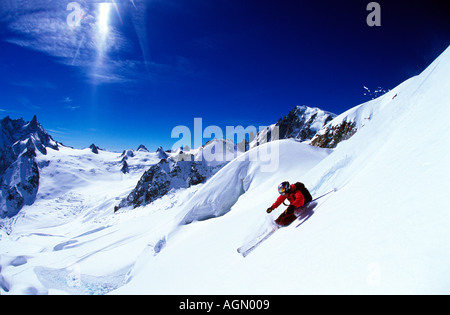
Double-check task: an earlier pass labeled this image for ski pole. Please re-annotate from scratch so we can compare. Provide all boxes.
[310,188,336,203]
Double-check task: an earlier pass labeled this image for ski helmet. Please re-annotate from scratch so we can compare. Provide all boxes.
[278,181,290,196]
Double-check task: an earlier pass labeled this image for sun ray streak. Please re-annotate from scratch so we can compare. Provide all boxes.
[92,2,113,85]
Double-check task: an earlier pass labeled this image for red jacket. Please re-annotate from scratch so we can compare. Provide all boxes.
[271,184,305,210]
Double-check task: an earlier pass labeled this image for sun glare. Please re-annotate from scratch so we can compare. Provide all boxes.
[98,3,111,35]
[93,2,113,83]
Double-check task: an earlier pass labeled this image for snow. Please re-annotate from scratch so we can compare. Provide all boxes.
[1,45,450,295]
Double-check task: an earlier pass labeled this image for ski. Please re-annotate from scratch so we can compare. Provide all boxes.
[237,225,279,257]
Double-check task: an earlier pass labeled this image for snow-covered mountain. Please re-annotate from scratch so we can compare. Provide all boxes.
[249,105,336,149]
[1,45,449,295]
[0,116,243,218]
[0,116,59,218]
[276,105,336,141]
[115,138,244,211]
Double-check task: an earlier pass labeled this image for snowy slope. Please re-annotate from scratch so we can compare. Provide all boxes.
[310,80,410,148]
[176,139,331,225]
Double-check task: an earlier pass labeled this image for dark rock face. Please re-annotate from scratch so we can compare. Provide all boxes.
[89,144,100,154]
[155,146,168,160]
[0,116,58,218]
[137,144,149,152]
[310,120,357,148]
[124,159,171,208]
[115,158,215,211]
[120,160,129,174]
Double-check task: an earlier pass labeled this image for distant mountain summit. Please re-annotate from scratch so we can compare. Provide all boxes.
[115,158,211,211]
[277,105,336,141]
[0,115,58,157]
[114,139,240,212]
[249,105,337,148]
[0,116,58,218]
[137,144,149,152]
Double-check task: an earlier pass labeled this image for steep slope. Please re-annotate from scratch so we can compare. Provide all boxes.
[310,82,406,148]
[116,46,450,294]
[264,45,450,294]
[116,140,332,292]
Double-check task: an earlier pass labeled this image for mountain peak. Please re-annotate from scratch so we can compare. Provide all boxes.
[137,144,149,152]
[89,144,100,154]
[156,146,168,159]
[275,105,337,142]
[0,116,58,154]
[28,115,38,129]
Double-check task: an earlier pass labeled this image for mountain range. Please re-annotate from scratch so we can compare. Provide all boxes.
[0,104,337,218]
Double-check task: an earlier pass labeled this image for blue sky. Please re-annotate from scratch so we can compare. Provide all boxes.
[0,0,449,151]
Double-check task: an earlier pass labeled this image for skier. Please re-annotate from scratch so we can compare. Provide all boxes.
[238,184,334,256]
[266,181,312,226]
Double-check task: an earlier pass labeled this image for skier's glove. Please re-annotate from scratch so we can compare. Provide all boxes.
[266,207,273,214]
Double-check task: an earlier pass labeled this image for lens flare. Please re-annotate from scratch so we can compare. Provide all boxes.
[98,3,111,35]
